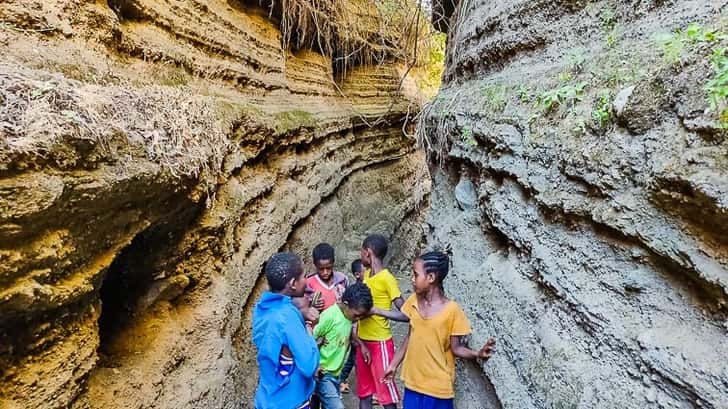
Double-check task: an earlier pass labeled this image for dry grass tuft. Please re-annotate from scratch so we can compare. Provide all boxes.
[0,61,230,177]
[278,0,433,71]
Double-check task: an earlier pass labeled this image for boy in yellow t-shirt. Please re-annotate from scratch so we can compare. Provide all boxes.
[354,234,408,409]
[382,251,496,409]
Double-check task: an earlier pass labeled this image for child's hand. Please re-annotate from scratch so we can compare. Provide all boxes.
[302,307,320,325]
[478,337,496,360]
[360,344,371,364]
[381,364,396,383]
[316,336,328,348]
[313,298,325,311]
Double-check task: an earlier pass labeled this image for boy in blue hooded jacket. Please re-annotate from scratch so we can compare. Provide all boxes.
[254,252,321,409]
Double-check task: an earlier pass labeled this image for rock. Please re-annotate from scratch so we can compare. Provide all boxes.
[0,1,421,408]
[454,177,478,210]
[136,275,191,312]
[646,388,657,403]
[613,85,636,118]
[421,0,728,407]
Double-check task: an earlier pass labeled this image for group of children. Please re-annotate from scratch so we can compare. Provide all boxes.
[252,234,496,409]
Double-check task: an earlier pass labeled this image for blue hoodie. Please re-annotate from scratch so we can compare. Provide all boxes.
[253,291,319,409]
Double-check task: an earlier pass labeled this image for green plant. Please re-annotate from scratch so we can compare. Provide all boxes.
[481,84,508,114]
[461,126,477,146]
[516,84,532,103]
[591,90,612,128]
[655,23,725,64]
[605,26,621,49]
[537,83,587,112]
[273,109,315,134]
[705,47,728,128]
[571,120,587,136]
[415,32,447,99]
[567,49,587,73]
[599,6,617,30]
[684,22,721,43]
[558,71,573,83]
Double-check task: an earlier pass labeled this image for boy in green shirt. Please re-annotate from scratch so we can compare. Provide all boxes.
[313,283,373,409]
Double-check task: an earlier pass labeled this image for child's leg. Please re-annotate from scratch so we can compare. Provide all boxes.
[368,339,400,406]
[355,342,376,403]
[358,395,373,409]
[316,374,344,409]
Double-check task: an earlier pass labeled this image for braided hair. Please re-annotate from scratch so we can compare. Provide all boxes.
[417,251,450,289]
[264,252,303,292]
[341,282,373,311]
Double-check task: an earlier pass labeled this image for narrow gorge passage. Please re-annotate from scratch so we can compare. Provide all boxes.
[1,0,727,409]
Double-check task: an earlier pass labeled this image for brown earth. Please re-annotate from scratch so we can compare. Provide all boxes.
[0,1,430,408]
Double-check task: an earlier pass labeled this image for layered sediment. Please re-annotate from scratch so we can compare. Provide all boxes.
[0,1,426,407]
[423,0,728,407]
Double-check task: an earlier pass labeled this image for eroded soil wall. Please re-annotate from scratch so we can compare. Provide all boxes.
[423,0,728,408]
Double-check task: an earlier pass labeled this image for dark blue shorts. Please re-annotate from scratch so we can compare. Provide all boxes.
[403,388,454,409]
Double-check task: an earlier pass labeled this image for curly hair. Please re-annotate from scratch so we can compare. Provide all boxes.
[341,282,373,311]
[312,243,335,263]
[264,252,303,292]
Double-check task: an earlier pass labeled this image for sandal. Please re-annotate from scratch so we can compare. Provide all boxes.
[339,382,350,394]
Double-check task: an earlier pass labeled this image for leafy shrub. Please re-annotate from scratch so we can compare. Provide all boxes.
[655,23,724,64]
[461,126,477,146]
[481,84,508,114]
[591,90,612,128]
[705,47,728,128]
[537,83,587,112]
[516,84,532,103]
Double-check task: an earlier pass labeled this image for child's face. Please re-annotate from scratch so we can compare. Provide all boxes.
[352,268,364,282]
[411,259,433,294]
[314,259,334,282]
[342,304,369,322]
[360,247,372,267]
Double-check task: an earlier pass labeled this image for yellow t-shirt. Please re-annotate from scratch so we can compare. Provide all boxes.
[357,268,402,341]
[400,294,472,399]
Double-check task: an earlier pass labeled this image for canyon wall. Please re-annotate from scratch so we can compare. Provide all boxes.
[0,1,424,408]
[423,0,727,408]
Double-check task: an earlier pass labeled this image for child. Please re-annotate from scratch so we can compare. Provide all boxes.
[313,282,374,409]
[351,259,364,283]
[253,252,321,409]
[382,251,496,409]
[338,259,365,394]
[307,243,349,311]
[355,234,408,409]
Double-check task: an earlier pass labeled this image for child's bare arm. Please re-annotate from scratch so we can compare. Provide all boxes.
[392,296,405,311]
[382,326,410,381]
[451,336,496,360]
[370,306,410,322]
[350,323,371,364]
[370,296,409,322]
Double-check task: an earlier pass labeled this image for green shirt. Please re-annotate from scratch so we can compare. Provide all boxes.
[313,304,352,376]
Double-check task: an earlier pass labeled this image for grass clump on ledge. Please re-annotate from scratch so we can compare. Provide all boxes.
[0,62,230,177]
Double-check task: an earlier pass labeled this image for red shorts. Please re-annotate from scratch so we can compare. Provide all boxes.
[355,338,400,405]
